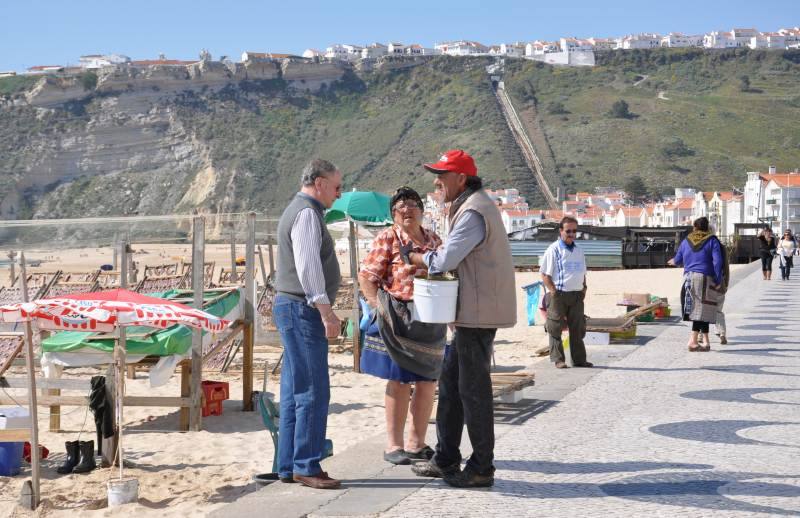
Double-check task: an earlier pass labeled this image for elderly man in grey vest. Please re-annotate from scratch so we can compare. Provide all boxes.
[407,150,517,488]
[274,159,343,490]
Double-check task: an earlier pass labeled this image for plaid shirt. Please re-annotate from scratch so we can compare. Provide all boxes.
[360,225,442,301]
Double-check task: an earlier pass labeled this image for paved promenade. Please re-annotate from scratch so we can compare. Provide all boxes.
[216,263,800,517]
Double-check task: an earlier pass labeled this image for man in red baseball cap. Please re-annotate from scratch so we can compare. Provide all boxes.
[406,150,517,488]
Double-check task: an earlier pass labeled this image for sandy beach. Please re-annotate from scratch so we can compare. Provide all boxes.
[0,244,743,517]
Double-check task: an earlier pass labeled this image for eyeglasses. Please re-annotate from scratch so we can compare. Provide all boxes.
[392,202,420,211]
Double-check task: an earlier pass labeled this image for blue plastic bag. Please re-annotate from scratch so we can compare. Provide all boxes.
[521,281,543,326]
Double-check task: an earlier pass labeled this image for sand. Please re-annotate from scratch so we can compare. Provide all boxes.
[0,245,740,517]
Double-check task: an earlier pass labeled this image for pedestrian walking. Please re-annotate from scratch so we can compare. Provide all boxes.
[758,228,777,280]
[778,229,797,280]
[406,149,517,488]
[668,217,724,352]
[274,159,343,489]
[540,216,593,369]
[357,187,445,466]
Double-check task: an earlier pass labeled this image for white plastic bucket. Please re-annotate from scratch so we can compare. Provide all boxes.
[412,278,459,323]
[107,478,139,506]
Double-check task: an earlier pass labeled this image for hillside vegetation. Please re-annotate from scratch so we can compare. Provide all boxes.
[503,47,800,197]
[1,49,799,222]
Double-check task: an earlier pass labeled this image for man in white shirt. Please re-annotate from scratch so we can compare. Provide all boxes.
[540,216,593,369]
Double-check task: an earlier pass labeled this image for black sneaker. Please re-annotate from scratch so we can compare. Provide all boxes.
[411,460,460,478]
[404,445,434,461]
[443,468,494,488]
[384,449,411,465]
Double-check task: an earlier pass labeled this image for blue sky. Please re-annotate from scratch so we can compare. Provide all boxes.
[1,0,797,71]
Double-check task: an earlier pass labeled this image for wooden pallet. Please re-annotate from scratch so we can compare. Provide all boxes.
[491,371,535,398]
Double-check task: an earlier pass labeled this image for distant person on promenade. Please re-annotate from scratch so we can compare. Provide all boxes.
[758,227,777,280]
[540,216,593,369]
[274,159,343,490]
[778,229,797,281]
[406,149,517,488]
[358,187,445,466]
[668,217,724,352]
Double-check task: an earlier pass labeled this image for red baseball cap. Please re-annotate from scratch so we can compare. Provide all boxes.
[423,149,478,176]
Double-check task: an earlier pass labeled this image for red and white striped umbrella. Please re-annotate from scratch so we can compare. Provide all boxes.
[0,288,230,333]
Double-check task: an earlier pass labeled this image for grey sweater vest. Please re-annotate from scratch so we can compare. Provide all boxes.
[275,193,341,304]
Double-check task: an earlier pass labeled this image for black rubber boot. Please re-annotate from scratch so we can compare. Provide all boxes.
[71,440,97,474]
[56,440,80,474]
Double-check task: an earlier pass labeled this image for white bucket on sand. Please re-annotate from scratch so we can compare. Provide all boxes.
[107,478,138,506]
[412,278,459,323]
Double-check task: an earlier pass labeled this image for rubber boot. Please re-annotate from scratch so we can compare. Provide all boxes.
[71,440,97,474]
[56,441,80,474]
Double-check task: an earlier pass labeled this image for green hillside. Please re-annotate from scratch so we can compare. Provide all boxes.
[1,49,799,221]
[503,47,800,197]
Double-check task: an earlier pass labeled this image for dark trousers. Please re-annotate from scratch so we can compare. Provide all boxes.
[691,321,710,333]
[781,256,793,279]
[432,327,497,476]
[761,253,773,272]
[546,290,587,364]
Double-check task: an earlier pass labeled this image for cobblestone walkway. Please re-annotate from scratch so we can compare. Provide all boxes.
[383,268,800,517]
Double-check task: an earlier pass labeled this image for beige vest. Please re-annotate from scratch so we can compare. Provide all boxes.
[448,189,517,329]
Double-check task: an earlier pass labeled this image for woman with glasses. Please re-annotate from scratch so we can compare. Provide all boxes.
[358,187,444,465]
[778,229,797,280]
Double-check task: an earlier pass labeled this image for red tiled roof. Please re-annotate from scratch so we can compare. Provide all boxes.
[670,199,694,210]
[767,174,800,188]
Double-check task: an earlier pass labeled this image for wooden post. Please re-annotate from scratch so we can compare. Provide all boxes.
[19,253,41,509]
[229,222,237,281]
[349,221,361,372]
[243,212,256,411]
[257,245,269,287]
[117,242,128,479]
[179,361,190,431]
[189,216,205,430]
[7,250,16,287]
[268,238,275,278]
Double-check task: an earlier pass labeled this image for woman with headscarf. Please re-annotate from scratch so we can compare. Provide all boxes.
[758,227,777,280]
[668,217,724,352]
[358,187,445,465]
[777,229,797,280]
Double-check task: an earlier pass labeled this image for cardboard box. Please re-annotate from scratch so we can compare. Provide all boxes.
[623,293,651,307]
[0,407,30,429]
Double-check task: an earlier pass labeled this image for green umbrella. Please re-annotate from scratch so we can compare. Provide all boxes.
[324,190,393,226]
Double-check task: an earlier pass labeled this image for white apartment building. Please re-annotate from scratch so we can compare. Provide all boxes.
[560,37,593,52]
[500,43,525,58]
[501,209,543,234]
[587,37,616,50]
[435,40,488,56]
[731,28,759,47]
[743,166,800,233]
[704,31,738,48]
[750,33,787,49]
[325,44,363,61]
[618,33,662,49]
[778,27,800,47]
[361,43,388,59]
[660,33,703,48]
[79,54,130,69]
[525,41,557,56]
[387,42,406,55]
[705,192,743,240]
[302,49,324,59]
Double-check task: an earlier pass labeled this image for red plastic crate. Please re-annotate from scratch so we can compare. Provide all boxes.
[202,400,223,417]
[202,380,230,402]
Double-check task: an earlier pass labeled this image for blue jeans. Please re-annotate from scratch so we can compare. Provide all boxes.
[274,295,330,478]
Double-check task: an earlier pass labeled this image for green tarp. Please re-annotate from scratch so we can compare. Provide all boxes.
[41,289,240,357]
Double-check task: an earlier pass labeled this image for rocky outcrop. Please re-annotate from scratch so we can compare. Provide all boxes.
[281,60,346,91]
[25,76,92,107]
